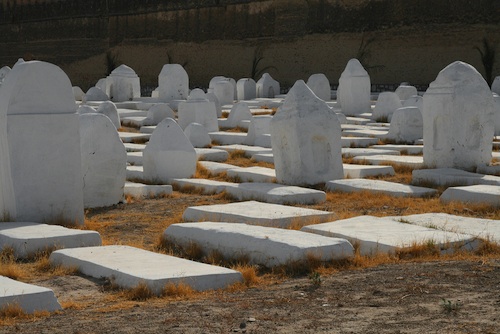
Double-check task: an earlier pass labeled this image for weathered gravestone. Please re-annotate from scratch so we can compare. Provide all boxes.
[178,89,219,132]
[158,64,189,102]
[107,64,141,102]
[0,61,84,224]
[237,78,257,100]
[96,101,121,129]
[306,73,331,101]
[387,106,423,143]
[256,73,280,98]
[338,59,371,116]
[372,92,402,122]
[423,61,495,171]
[271,80,343,185]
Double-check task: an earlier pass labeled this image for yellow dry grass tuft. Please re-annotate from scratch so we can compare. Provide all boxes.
[124,282,155,301]
[163,282,195,299]
[233,264,260,287]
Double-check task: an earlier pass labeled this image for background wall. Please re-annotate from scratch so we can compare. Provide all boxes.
[1,0,499,92]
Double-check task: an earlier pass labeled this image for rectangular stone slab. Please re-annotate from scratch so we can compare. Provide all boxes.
[164,222,354,267]
[0,222,101,258]
[198,161,240,174]
[341,129,388,138]
[226,166,276,183]
[326,179,437,197]
[412,168,500,187]
[251,153,274,164]
[183,200,336,228]
[388,213,500,243]
[341,137,379,148]
[211,144,272,157]
[208,132,247,145]
[118,131,150,143]
[0,276,61,313]
[121,116,146,128]
[117,108,148,119]
[343,164,395,178]
[195,148,229,162]
[226,182,326,205]
[49,246,243,294]
[170,178,237,194]
[127,151,143,165]
[123,143,146,152]
[440,185,500,207]
[124,182,172,198]
[370,144,423,155]
[342,148,400,157]
[126,165,145,182]
[353,155,424,168]
[139,125,156,134]
[301,215,480,256]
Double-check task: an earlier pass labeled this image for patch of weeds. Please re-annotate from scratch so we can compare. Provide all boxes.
[125,282,155,301]
[441,298,462,313]
[308,271,322,288]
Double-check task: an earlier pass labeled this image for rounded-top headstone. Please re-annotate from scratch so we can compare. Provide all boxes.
[144,104,175,126]
[158,64,189,102]
[184,122,212,148]
[96,101,121,129]
[306,73,331,101]
[110,64,137,78]
[340,59,368,78]
[395,84,418,101]
[188,88,208,102]
[338,58,371,116]
[84,87,109,103]
[372,92,403,122]
[0,61,76,115]
[77,105,97,114]
[73,86,85,101]
[402,95,423,111]
[491,76,500,95]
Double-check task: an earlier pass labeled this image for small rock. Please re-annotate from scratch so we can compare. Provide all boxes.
[248,317,256,322]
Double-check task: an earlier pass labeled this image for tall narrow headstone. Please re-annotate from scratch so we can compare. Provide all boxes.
[271,80,343,185]
[237,78,257,100]
[158,64,189,102]
[423,61,495,171]
[107,65,141,102]
[491,76,500,95]
[1,61,84,224]
[338,59,371,116]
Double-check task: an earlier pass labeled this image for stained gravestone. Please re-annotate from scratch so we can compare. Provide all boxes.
[271,80,343,185]
[372,92,402,122]
[237,78,256,100]
[80,113,127,208]
[212,80,234,106]
[178,89,219,132]
[96,101,121,129]
[423,61,495,171]
[306,73,331,101]
[338,59,371,116]
[158,64,189,102]
[143,118,197,182]
[256,73,280,98]
[206,92,222,117]
[1,61,84,224]
[107,64,141,102]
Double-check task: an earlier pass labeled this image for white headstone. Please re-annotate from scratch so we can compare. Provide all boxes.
[1,60,84,224]
[244,115,272,147]
[271,80,343,185]
[338,59,371,116]
[83,86,109,103]
[77,105,97,114]
[492,94,500,136]
[72,86,85,101]
[423,61,495,171]
[205,92,222,118]
[491,76,500,95]
[96,101,121,129]
[395,84,418,101]
[256,73,280,98]
[236,78,256,100]
[306,73,331,101]
[402,95,423,111]
[143,118,197,182]
[158,64,189,102]
[178,89,219,132]
[387,106,423,143]
[372,92,403,122]
[184,122,212,148]
[107,64,141,102]
[213,80,234,106]
[226,102,252,128]
[95,78,109,96]
[0,66,11,86]
[80,113,126,208]
[143,104,175,126]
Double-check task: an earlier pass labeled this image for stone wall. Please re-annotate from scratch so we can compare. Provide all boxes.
[1,0,498,90]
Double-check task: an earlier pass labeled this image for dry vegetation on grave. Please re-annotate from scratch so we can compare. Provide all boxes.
[3,148,500,332]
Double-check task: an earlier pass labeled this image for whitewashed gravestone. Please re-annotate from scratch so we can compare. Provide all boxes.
[338,59,371,116]
[225,102,253,128]
[1,61,84,224]
[237,78,256,100]
[491,76,500,95]
[143,104,175,126]
[80,113,127,208]
[372,92,402,122]
[0,66,11,86]
[256,73,280,98]
[107,64,141,102]
[143,118,197,182]
[212,79,234,106]
[96,101,121,129]
[395,84,418,101]
[423,61,495,171]
[271,80,343,185]
[387,106,423,143]
[158,64,189,102]
[83,86,109,103]
[72,86,85,101]
[184,122,212,148]
[306,73,331,101]
[178,89,219,132]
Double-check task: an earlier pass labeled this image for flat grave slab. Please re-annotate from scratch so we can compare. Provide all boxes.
[164,222,354,267]
[342,164,395,178]
[170,178,237,194]
[118,131,150,144]
[440,185,500,207]
[352,155,424,168]
[195,148,229,162]
[50,246,243,294]
[476,164,500,176]
[198,161,240,174]
[0,222,101,258]
[301,215,480,256]
[226,166,276,183]
[326,179,436,197]
[412,168,500,187]
[0,276,61,313]
[208,132,247,145]
[127,151,143,165]
[117,108,148,119]
[341,129,388,138]
[371,144,424,155]
[345,116,372,125]
[124,143,146,152]
[126,165,144,182]
[183,200,336,228]
[342,148,400,157]
[226,183,326,205]
[139,125,156,134]
[341,136,379,148]
[121,116,146,128]
[124,182,172,198]
[251,153,274,164]
[211,144,272,157]
[389,213,500,243]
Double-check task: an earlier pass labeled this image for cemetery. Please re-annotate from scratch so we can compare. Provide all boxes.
[0,1,499,332]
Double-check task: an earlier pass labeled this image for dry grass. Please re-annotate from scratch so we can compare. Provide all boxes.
[220,126,248,133]
[163,282,195,299]
[124,282,155,301]
[0,303,51,326]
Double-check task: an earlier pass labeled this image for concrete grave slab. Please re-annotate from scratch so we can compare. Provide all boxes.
[388,213,500,243]
[225,183,326,205]
[440,185,500,207]
[170,178,237,194]
[251,153,274,164]
[0,222,101,258]
[117,108,148,119]
[342,148,400,157]
[127,151,143,165]
[342,164,395,178]
[165,222,354,267]
[370,144,423,155]
[50,246,242,294]
[208,132,247,145]
[139,125,156,134]
[124,143,146,152]
[183,201,336,228]
[226,166,276,183]
[301,216,480,255]
[0,276,61,313]
[352,155,424,168]
[412,168,500,187]
[198,161,241,174]
[211,144,272,157]
[126,165,144,182]
[345,116,372,125]
[118,131,150,143]
[121,116,147,128]
[341,136,379,148]
[124,182,172,198]
[326,179,437,197]
[195,148,229,162]
[341,129,389,138]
